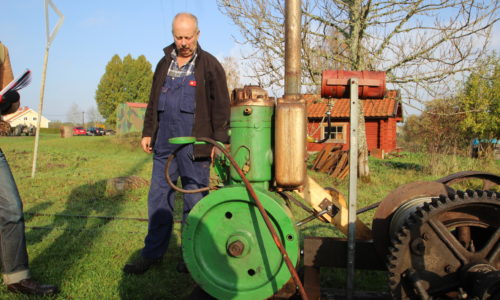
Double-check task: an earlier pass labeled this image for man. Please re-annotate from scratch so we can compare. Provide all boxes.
[0,42,58,295]
[123,13,230,274]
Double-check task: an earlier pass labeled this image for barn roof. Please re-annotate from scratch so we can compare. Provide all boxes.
[125,102,148,108]
[305,90,403,119]
[3,106,50,122]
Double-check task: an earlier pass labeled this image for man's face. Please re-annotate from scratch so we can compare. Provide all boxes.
[173,16,199,58]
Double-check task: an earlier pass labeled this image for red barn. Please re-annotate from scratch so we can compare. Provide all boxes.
[305,90,403,154]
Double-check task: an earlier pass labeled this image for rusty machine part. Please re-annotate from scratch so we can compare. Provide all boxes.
[321,70,386,99]
[387,190,500,300]
[372,181,453,259]
[275,0,306,190]
[436,171,500,191]
[231,85,274,107]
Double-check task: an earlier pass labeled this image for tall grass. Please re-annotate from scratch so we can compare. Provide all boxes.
[0,134,497,298]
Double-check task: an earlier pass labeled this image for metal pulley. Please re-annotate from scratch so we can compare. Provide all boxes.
[182,186,299,300]
[321,70,386,99]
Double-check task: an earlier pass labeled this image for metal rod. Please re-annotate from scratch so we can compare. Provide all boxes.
[31,46,49,178]
[347,78,359,300]
[32,0,64,178]
[284,0,301,97]
[357,201,381,215]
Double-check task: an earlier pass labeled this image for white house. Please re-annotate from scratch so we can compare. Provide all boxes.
[3,106,51,128]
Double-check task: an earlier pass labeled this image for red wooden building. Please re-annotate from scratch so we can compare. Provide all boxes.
[305,90,403,154]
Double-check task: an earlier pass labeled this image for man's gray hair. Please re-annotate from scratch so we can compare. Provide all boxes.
[171,12,199,33]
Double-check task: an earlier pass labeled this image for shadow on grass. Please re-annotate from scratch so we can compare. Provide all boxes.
[377,161,423,171]
[25,180,126,288]
[25,156,150,297]
[118,243,195,300]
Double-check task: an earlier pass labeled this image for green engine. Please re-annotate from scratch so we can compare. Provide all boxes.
[180,87,300,299]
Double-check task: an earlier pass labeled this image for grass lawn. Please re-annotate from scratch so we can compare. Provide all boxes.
[0,134,497,299]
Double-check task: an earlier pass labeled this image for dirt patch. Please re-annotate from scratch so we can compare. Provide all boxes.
[106,176,149,196]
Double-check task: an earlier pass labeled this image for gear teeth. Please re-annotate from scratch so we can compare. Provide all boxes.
[422,202,432,212]
[390,236,402,245]
[387,254,397,261]
[431,198,440,207]
[414,207,424,218]
[386,189,500,298]
[388,245,399,253]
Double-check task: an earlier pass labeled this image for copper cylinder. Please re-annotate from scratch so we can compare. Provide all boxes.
[275,98,306,188]
[321,70,386,99]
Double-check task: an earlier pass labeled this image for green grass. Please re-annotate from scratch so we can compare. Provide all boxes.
[0,134,497,299]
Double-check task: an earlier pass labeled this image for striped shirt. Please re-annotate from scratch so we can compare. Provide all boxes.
[167,49,197,78]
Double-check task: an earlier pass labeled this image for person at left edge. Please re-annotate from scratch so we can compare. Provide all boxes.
[123,13,231,275]
[0,41,58,296]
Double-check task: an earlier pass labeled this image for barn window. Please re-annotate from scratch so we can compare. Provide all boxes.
[33,117,37,120]
[321,123,346,143]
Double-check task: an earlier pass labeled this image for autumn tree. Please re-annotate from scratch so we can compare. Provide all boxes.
[457,53,500,141]
[95,54,153,126]
[217,0,498,176]
[401,98,466,154]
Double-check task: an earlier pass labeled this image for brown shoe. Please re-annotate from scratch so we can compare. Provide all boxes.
[123,256,162,275]
[7,278,58,296]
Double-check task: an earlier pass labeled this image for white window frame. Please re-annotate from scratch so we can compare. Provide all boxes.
[321,122,347,143]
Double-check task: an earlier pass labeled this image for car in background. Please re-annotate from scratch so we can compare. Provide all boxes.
[105,129,116,136]
[87,127,105,136]
[73,127,87,136]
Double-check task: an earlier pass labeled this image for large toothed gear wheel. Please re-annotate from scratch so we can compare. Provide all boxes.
[387,190,500,300]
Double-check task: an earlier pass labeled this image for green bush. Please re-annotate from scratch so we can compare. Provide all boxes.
[40,127,60,134]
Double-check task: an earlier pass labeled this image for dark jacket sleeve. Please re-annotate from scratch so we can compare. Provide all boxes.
[208,58,230,144]
[142,58,164,138]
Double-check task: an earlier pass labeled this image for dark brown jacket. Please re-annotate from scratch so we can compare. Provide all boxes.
[0,42,19,116]
[142,43,230,157]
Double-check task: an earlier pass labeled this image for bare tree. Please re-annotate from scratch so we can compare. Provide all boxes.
[221,56,241,95]
[66,103,82,125]
[87,106,104,127]
[217,0,498,177]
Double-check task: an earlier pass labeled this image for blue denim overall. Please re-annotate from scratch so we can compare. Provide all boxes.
[141,73,210,260]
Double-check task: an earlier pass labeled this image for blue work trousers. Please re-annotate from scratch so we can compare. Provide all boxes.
[0,149,30,284]
[141,74,210,259]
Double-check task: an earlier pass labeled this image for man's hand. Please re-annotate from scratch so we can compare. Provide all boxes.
[0,91,20,115]
[141,137,153,154]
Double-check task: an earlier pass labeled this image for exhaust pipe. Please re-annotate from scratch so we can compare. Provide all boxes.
[275,0,306,189]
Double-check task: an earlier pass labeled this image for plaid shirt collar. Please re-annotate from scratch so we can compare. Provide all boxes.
[167,48,197,78]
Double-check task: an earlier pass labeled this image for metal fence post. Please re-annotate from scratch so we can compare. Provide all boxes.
[347,78,359,300]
